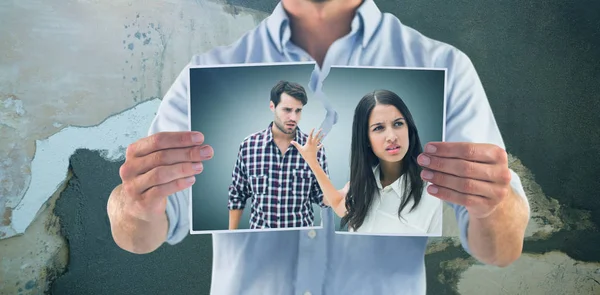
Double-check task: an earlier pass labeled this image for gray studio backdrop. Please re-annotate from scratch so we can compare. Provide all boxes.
[189,63,445,232]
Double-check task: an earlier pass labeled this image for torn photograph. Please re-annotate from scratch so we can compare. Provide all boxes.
[188,63,446,237]
[306,65,447,237]
[188,62,332,234]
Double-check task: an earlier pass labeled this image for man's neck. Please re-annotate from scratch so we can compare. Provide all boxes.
[282,0,364,66]
[271,123,294,141]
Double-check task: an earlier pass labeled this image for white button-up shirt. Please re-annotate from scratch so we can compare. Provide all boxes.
[350,165,443,235]
[148,1,530,294]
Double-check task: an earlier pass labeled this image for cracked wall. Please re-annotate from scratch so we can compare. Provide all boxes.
[1,0,599,295]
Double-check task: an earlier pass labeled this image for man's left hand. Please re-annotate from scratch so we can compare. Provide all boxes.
[417,142,513,219]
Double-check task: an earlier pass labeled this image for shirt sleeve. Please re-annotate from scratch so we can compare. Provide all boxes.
[146,59,193,246]
[427,198,444,235]
[310,146,330,208]
[228,142,250,210]
[443,49,531,255]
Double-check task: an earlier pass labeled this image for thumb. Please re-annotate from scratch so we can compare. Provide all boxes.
[291,141,299,148]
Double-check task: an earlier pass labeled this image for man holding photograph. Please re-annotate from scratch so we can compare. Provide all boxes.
[107,0,531,294]
[228,80,329,230]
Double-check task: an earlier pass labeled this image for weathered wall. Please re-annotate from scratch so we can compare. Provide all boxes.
[0,0,265,293]
[1,0,599,294]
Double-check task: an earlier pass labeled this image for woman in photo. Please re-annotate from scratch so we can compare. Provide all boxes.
[292,89,442,235]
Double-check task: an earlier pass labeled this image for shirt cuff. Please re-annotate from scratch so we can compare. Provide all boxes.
[227,199,246,210]
[456,168,529,254]
[165,189,190,245]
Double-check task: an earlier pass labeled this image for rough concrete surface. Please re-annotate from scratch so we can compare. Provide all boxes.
[424,154,600,294]
[0,0,264,239]
[8,100,160,237]
[50,149,213,295]
[0,178,69,295]
[458,251,600,295]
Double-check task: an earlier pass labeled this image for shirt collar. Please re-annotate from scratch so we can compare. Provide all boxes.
[372,164,404,198]
[266,0,382,53]
[263,122,305,147]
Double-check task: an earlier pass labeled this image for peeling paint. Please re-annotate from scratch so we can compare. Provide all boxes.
[439,257,478,292]
[5,99,160,238]
[2,95,26,117]
[425,152,599,294]
[508,154,565,237]
[0,178,69,295]
[458,252,600,295]
[2,208,12,226]
[427,153,571,255]
[0,0,267,241]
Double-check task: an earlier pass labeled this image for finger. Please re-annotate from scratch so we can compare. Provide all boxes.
[417,154,510,184]
[422,142,508,164]
[120,145,214,180]
[316,129,325,143]
[420,169,509,200]
[127,131,205,158]
[134,162,204,194]
[426,184,492,209]
[291,141,299,149]
[139,145,213,175]
[308,128,315,140]
[317,144,323,150]
[314,129,322,142]
[141,175,197,202]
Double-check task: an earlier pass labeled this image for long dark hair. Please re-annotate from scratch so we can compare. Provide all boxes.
[340,89,425,231]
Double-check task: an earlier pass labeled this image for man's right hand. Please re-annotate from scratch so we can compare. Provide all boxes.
[117,131,214,222]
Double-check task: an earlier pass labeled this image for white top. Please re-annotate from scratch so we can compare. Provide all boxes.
[350,165,443,236]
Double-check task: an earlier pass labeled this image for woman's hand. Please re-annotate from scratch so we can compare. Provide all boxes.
[291,128,324,166]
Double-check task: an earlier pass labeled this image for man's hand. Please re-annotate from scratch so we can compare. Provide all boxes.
[118,131,214,222]
[417,142,512,219]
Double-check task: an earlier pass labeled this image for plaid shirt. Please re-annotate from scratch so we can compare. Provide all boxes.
[228,122,329,229]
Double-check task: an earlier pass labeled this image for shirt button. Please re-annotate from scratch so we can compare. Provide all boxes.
[307,230,316,239]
